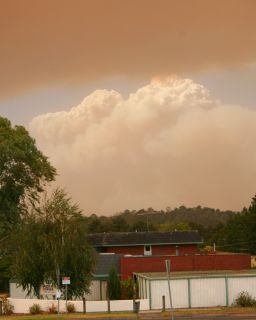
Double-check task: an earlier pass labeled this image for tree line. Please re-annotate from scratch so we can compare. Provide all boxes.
[82,203,256,254]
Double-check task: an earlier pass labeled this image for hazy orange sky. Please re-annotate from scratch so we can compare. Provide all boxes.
[1,0,256,214]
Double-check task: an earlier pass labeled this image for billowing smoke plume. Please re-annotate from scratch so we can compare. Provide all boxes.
[30,78,256,214]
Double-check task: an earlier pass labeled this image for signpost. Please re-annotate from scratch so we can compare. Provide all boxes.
[56,289,61,314]
[62,277,70,312]
[165,260,174,320]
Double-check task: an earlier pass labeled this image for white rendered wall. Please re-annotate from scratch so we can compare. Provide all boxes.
[8,298,149,314]
[150,279,189,309]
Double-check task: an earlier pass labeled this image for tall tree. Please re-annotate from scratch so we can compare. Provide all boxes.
[0,116,56,292]
[107,266,121,300]
[9,188,96,298]
[0,116,56,230]
[217,195,256,254]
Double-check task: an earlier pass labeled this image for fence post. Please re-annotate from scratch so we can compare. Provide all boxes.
[107,299,110,313]
[82,297,86,313]
[162,295,166,312]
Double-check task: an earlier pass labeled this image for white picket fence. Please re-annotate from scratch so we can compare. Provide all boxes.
[8,298,150,314]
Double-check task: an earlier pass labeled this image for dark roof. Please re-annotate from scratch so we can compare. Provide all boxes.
[93,253,122,278]
[87,231,202,247]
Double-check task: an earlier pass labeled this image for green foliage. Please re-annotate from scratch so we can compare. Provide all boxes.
[84,206,235,235]
[216,195,256,254]
[129,221,148,232]
[111,216,129,232]
[121,278,138,299]
[0,116,56,292]
[10,188,96,298]
[67,302,76,313]
[107,266,121,300]
[29,303,42,314]
[2,297,14,315]
[48,303,57,314]
[0,116,56,228]
[159,222,191,232]
[234,291,256,307]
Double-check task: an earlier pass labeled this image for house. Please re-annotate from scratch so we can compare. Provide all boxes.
[86,230,203,256]
[87,231,251,281]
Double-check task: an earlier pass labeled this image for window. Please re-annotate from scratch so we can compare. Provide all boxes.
[144,245,152,256]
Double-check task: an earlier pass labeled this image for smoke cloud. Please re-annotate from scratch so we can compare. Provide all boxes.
[1,0,256,98]
[30,78,256,214]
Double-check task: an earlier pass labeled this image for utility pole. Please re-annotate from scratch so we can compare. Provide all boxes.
[165,260,174,320]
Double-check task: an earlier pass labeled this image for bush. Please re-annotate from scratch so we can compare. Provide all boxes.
[2,297,14,315]
[29,303,42,314]
[234,291,256,307]
[67,302,75,313]
[121,278,138,299]
[48,303,57,313]
[107,266,121,300]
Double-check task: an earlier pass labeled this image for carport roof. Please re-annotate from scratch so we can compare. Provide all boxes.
[134,269,256,280]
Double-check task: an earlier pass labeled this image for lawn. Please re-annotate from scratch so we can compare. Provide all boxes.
[0,312,136,320]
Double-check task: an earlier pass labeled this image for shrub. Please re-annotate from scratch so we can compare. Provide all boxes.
[234,291,256,307]
[48,303,57,313]
[2,298,14,315]
[67,302,75,313]
[29,303,42,314]
[107,266,121,300]
[121,278,138,299]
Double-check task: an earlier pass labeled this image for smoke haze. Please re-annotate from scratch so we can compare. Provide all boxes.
[30,78,256,214]
[1,0,256,98]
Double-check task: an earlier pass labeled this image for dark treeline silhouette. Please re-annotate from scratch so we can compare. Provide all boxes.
[81,205,235,245]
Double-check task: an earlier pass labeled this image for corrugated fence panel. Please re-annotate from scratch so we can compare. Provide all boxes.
[190,278,226,307]
[151,279,189,309]
[228,277,256,305]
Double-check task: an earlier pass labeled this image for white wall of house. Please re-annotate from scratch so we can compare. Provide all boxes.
[84,280,107,301]
[137,274,256,309]
[10,280,108,301]
[10,283,37,299]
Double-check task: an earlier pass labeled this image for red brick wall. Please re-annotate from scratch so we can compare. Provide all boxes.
[103,244,198,255]
[120,254,251,280]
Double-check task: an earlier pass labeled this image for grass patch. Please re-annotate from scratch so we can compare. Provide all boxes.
[0,311,136,320]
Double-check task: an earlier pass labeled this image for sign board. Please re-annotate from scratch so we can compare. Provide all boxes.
[41,283,55,295]
[62,277,70,285]
[40,282,56,297]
